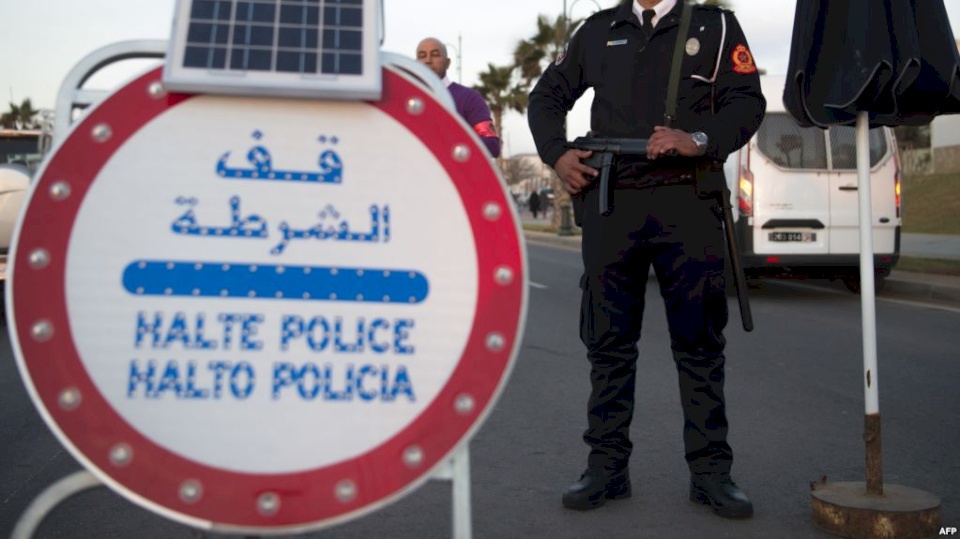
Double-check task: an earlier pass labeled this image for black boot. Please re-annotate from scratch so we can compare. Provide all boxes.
[689,473,753,518]
[562,469,631,510]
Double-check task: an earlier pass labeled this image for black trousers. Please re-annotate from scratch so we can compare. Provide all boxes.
[578,183,733,475]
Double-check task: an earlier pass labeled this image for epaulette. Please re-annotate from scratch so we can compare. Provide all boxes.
[571,5,618,32]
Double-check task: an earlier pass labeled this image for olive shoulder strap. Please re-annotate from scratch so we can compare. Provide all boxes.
[663,0,693,127]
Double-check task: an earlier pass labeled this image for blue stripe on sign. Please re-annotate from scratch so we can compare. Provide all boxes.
[122,261,429,304]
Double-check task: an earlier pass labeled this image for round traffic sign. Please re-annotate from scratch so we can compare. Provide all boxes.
[8,65,526,532]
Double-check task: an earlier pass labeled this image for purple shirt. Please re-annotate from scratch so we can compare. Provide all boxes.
[447,81,502,158]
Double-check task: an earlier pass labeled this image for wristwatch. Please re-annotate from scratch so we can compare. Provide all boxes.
[691,131,708,155]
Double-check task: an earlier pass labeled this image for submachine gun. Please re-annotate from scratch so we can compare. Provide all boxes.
[571,137,648,217]
[570,135,754,332]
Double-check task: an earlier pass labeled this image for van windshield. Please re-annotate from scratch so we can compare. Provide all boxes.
[0,131,42,174]
[756,113,887,170]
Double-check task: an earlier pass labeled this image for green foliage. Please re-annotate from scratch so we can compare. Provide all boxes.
[1,98,40,130]
[895,125,932,150]
[513,14,583,85]
[472,8,588,141]
[901,172,960,235]
[522,222,582,236]
[895,256,960,277]
[472,63,528,147]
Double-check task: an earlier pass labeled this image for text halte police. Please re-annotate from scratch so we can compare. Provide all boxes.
[127,311,417,402]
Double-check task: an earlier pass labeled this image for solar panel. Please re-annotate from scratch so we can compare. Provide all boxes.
[163,0,381,100]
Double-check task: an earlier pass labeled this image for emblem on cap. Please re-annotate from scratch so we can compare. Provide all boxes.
[685,38,701,56]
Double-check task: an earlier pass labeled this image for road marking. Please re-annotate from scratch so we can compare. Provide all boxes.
[777,281,960,315]
[874,296,960,314]
[529,281,548,289]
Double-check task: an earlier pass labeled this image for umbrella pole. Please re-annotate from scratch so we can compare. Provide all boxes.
[809,112,941,538]
[854,111,882,496]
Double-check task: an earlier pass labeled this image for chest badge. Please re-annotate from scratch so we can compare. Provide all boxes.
[685,37,701,56]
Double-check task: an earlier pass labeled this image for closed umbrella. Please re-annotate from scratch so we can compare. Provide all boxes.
[785,0,960,128]
[783,1,958,537]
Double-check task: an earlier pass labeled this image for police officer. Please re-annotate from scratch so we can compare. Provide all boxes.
[527,0,765,519]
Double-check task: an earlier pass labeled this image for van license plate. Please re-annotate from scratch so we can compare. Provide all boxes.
[769,232,816,242]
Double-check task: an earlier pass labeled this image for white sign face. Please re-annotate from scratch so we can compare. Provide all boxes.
[67,96,476,473]
[10,65,525,531]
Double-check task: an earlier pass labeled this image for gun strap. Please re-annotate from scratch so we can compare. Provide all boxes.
[664,1,693,127]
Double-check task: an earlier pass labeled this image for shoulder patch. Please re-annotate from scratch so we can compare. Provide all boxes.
[731,43,757,75]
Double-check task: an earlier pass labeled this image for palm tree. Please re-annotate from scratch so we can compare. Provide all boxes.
[0,109,15,129]
[1,99,40,130]
[513,14,586,87]
[473,63,529,168]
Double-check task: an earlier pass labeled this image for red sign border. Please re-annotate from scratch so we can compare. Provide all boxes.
[10,66,525,531]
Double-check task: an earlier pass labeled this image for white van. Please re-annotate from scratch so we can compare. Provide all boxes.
[0,130,36,288]
[723,75,901,292]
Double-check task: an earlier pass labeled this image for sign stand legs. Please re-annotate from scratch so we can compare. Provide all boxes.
[11,470,103,539]
[451,445,472,539]
[433,443,473,539]
[15,448,476,538]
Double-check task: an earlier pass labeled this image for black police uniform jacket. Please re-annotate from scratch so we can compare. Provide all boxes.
[528,1,766,169]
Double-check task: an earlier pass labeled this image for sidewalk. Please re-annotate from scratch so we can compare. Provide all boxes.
[521,227,960,308]
[884,270,960,306]
[901,232,960,261]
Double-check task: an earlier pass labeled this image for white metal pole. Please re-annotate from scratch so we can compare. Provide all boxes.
[856,111,880,415]
[451,444,473,539]
[563,0,568,32]
[12,471,102,539]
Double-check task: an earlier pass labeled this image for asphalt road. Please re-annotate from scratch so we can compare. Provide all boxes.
[2,241,959,538]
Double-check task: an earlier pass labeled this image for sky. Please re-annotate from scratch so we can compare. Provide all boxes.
[2,0,960,157]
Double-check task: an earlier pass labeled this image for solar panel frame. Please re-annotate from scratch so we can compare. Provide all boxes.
[163,0,381,100]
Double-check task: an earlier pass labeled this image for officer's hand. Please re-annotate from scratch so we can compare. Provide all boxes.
[647,126,701,159]
[554,149,598,195]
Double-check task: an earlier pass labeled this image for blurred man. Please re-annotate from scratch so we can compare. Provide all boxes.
[416,37,501,158]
